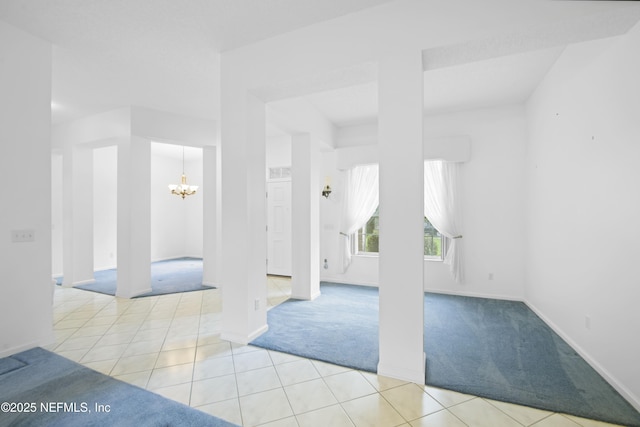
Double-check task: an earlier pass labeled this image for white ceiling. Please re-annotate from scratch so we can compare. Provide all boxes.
[1,0,639,134]
[304,45,566,127]
[0,0,396,124]
[151,142,202,162]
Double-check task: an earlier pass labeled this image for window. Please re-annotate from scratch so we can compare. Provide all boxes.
[355,207,445,259]
[356,208,379,253]
[423,216,445,259]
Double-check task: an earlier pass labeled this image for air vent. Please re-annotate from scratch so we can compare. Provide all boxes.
[269,166,291,180]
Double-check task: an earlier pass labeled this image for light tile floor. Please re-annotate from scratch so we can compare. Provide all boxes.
[45,275,622,427]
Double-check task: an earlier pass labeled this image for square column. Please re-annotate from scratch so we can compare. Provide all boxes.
[202,145,220,287]
[377,49,425,384]
[291,133,321,300]
[116,136,151,298]
[220,92,268,344]
[62,143,94,286]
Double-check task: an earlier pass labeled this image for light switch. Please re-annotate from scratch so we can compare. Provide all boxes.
[11,229,35,243]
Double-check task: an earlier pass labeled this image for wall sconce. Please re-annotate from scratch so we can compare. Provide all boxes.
[321,176,332,198]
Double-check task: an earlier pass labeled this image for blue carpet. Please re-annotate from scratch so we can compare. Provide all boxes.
[0,357,25,376]
[0,347,237,426]
[251,282,640,427]
[253,283,380,372]
[56,257,214,297]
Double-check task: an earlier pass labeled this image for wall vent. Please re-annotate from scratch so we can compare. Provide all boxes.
[269,166,291,180]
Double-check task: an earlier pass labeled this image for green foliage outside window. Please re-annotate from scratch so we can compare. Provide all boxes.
[357,207,443,258]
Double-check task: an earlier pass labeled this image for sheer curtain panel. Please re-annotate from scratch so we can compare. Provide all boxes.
[339,164,379,272]
[424,160,464,283]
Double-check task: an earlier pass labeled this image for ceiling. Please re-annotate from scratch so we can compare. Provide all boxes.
[303,46,566,127]
[0,0,396,124]
[1,0,639,136]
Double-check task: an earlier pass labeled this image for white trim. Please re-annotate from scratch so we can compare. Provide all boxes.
[116,287,153,299]
[202,281,220,288]
[291,290,321,301]
[526,300,640,412]
[221,324,269,345]
[0,341,42,359]
[425,288,524,302]
[150,255,203,263]
[319,277,379,287]
[378,352,426,385]
[68,278,96,287]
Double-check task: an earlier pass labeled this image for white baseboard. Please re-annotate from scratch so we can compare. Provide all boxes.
[525,300,640,412]
[116,287,152,299]
[378,352,426,385]
[320,277,379,287]
[290,290,321,301]
[73,279,96,286]
[151,255,203,263]
[0,342,37,359]
[221,324,269,345]
[202,281,220,288]
[425,287,524,302]
[60,278,95,288]
[0,337,54,359]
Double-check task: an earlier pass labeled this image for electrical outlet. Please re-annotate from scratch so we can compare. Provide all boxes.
[488,273,494,280]
[11,229,35,243]
[585,316,591,330]
[254,299,260,310]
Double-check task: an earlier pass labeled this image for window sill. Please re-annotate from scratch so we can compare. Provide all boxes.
[353,253,443,262]
[353,253,378,259]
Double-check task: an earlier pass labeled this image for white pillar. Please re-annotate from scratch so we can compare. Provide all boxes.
[377,49,425,384]
[116,136,151,298]
[202,145,219,287]
[291,133,321,300]
[62,143,94,286]
[220,92,268,344]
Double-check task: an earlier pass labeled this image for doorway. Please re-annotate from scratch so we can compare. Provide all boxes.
[266,179,292,276]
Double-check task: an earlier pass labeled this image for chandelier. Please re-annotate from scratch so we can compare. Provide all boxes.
[168,146,198,199]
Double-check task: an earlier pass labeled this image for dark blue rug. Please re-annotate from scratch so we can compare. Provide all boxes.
[251,282,640,427]
[56,257,214,297]
[0,347,236,426]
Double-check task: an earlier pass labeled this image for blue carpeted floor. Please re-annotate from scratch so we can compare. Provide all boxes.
[0,347,237,426]
[251,282,640,427]
[56,257,213,297]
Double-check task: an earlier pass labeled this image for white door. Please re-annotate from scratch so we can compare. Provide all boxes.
[267,180,292,276]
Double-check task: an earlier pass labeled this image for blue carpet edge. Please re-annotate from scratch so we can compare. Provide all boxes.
[1,347,238,426]
[54,257,215,298]
[251,281,640,427]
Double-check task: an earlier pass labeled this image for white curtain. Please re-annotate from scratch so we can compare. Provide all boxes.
[339,164,379,272]
[424,160,464,283]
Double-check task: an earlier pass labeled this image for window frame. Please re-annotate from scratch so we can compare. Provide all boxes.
[352,208,446,261]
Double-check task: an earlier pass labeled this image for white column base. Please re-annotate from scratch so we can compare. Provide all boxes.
[116,287,153,299]
[290,290,321,301]
[221,324,269,345]
[378,352,426,384]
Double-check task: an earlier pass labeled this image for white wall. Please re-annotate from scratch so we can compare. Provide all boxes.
[52,153,64,276]
[319,105,527,300]
[150,143,203,261]
[93,146,117,270]
[424,106,527,299]
[266,135,292,170]
[55,142,204,272]
[184,155,204,257]
[0,20,53,356]
[525,24,640,408]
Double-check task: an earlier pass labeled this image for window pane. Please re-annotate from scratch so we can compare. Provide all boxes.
[424,217,442,257]
[355,207,444,259]
[357,207,379,253]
